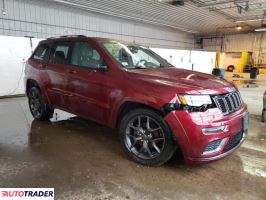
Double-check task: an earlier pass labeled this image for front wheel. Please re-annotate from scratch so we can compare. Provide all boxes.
[28,87,54,120]
[119,108,177,166]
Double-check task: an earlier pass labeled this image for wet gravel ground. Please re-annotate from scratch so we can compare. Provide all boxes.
[0,92,265,200]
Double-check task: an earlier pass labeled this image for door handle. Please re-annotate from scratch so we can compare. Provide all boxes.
[68,69,77,74]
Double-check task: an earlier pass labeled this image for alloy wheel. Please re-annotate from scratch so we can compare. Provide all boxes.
[125,115,165,159]
[29,89,42,118]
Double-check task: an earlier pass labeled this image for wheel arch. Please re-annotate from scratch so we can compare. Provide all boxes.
[116,101,165,128]
[26,79,40,96]
[26,79,51,105]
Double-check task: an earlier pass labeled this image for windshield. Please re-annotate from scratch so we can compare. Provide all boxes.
[102,42,172,69]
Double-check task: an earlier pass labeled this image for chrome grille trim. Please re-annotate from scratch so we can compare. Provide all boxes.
[213,92,242,115]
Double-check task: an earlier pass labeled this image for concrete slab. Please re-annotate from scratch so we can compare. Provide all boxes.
[0,93,265,200]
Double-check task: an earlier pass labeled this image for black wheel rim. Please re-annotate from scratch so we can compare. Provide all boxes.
[29,90,42,118]
[125,115,165,160]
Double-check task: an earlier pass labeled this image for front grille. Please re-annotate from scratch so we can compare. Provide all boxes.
[213,92,242,115]
[203,139,222,153]
[225,131,243,151]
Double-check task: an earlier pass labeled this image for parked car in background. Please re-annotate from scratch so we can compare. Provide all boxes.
[25,35,249,166]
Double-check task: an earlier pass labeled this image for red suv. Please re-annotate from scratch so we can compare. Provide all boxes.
[25,35,249,166]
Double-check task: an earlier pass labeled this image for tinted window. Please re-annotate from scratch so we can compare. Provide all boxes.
[71,42,105,69]
[50,42,71,64]
[32,44,50,61]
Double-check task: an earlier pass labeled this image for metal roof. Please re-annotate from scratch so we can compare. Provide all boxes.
[49,0,266,35]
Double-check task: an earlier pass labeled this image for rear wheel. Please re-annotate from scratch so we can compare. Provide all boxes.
[119,108,177,166]
[28,87,54,120]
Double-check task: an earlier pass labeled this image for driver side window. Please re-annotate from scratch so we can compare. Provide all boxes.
[71,42,105,69]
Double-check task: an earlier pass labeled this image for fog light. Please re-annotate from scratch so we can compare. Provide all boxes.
[203,137,229,155]
[202,125,225,135]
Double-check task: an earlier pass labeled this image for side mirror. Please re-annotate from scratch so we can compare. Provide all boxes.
[98,64,108,72]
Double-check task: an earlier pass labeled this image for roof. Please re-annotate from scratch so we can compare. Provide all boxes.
[40,35,113,43]
[39,35,139,46]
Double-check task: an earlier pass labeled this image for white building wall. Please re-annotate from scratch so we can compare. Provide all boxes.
[203,33,266,53]
[203,37,223,52]
[151,48,216,74]
[203,33,266,66]
[0,36,41,96]
[0,0,195,49]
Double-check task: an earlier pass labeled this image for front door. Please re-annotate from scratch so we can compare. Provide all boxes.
[66,41,110,124]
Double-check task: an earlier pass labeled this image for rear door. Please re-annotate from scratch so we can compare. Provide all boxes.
[45,41,72,110]
[66,41,110,123]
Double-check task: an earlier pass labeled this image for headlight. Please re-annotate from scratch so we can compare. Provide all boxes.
[178,95,212,107]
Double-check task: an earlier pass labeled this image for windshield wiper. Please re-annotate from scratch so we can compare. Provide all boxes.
[133,66,147,69]
[160,63,174,68]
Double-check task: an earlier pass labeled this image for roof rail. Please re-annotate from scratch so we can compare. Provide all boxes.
[47,35,87,39]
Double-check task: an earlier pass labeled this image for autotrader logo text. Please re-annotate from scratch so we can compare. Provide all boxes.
[0,188,54,200]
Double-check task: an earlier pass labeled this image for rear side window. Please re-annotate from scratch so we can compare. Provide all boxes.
[32,44,50,61]
[50,42,71,64]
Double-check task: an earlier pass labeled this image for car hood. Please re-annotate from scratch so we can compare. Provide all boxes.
[126,67,235,94]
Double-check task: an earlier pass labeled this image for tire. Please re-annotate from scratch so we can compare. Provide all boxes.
[262,110,266,122]
[28,87,54,120]
[227,65,235,72]
[119,108,177,166]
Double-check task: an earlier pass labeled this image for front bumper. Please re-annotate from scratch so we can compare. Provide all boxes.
[188,131,246,162]
[164,104,248,164]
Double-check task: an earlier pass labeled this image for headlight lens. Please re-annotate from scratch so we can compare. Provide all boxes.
[178,95,212,107]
